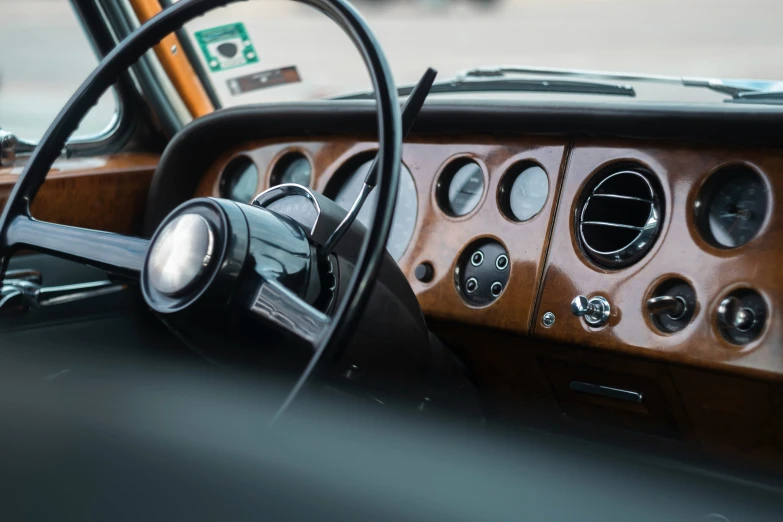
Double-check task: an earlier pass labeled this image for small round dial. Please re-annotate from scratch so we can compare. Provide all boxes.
[500,164,549,222]
[437,160,485,217]
[271,153,312,188]
[220,156,259,203]
[697,167,769,248]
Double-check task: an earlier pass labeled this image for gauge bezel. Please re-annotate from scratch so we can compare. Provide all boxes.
[269,149,313,188]
[218,154,260,203]
[252,183,322,235]
[694,164,771,250]
[573,163,664,270]
[435,156,488,218]
[714,287,769,346]
[497,161,549,223]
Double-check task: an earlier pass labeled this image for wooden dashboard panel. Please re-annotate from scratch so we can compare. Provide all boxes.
[0,153,159,235]
[196,135,567,334]
[197,133,783,470]
[533,139,783,380]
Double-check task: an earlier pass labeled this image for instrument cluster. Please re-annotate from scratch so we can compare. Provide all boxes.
[550,150,778,363]
[210,135,781,375]
[328,158,418,261]
[695,165,769,249]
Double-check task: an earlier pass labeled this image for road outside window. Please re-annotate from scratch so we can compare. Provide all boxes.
[0,1,117,142]
[178,0,783,108]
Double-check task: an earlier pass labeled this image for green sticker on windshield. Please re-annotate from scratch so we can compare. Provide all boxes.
[194,23,259,72]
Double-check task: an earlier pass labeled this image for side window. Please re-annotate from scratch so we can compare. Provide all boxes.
[0,1,118,142]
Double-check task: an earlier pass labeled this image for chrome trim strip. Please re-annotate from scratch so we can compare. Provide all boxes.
[38,280,126,307]
[590,193,652,203]
[250,279,329,346]
[581,221,644,230]
[569,381,644,403]
[252,183,322,236]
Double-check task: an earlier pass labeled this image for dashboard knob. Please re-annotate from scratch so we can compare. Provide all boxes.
[718,297,755,332]
[571,295,591,316]
[571,295,611,327]
[647,295,688,320]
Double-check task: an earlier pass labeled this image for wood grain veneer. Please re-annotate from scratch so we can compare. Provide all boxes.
[0,153,159,235]
[196,135,567,334]
[198,134,783,470]
[533,139,783,380]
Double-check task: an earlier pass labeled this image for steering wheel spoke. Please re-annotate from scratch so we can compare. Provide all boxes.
[249,278,330,348]
[5,216,148,279]
[0,0,403,421]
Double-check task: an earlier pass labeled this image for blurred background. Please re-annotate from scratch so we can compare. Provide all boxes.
[1,0,782,141]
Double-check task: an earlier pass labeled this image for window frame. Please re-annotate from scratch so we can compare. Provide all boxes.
[7,0,138,160]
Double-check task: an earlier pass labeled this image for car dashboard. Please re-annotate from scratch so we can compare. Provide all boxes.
[146,100,783,470]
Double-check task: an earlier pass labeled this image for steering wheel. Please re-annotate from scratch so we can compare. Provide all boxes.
[0,0,401,417]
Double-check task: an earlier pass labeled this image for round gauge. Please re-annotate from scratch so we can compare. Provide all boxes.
[333,159,417,261]
[697,167,769,248]
[271,152,312,187]
[437,159,485,217]
[500,164,549,222]
[219,156,259,203]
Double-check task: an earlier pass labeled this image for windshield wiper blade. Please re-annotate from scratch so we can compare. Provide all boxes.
[728,90,783,105]
[458,66,759,99]
[335,76,635,100]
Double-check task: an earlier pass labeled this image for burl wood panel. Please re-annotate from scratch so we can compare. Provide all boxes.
[197,135,567,334]
[429,319,696,444]
[434,318,783,470]
[534,139,783,379]
[0,153,159,235]
[671,366,783,468]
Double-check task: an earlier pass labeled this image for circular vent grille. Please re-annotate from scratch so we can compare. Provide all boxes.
[577,169,662,268]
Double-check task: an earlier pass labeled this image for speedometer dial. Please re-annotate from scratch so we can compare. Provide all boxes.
[333,160,417,261]
[271,152,312,188]
[697,167,769,249]
[437,160,485,217]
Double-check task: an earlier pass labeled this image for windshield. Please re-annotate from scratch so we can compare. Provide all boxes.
[179,0,783,106]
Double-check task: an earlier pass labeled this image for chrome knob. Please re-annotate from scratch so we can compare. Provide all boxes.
[571,295,590,316]
[647,295,687,320]
[718,297,755,332]
[571,295,611,326]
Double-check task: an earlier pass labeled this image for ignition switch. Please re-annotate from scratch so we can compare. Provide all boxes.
[717,289,767,345]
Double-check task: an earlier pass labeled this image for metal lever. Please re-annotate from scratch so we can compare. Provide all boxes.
[571,295,611,326]
[0,279,126,314]
[4,269,43,285]
[718,296,755,332]
[569,381,643,403]
[0,269,44,311]
[320,67,438,257]
[647,295,688,320]
[0,131,18,167]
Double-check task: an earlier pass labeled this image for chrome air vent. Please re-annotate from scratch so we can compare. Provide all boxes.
[577,168,662,268]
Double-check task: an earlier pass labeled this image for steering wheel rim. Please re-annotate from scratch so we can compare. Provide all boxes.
[0,0,402,417]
